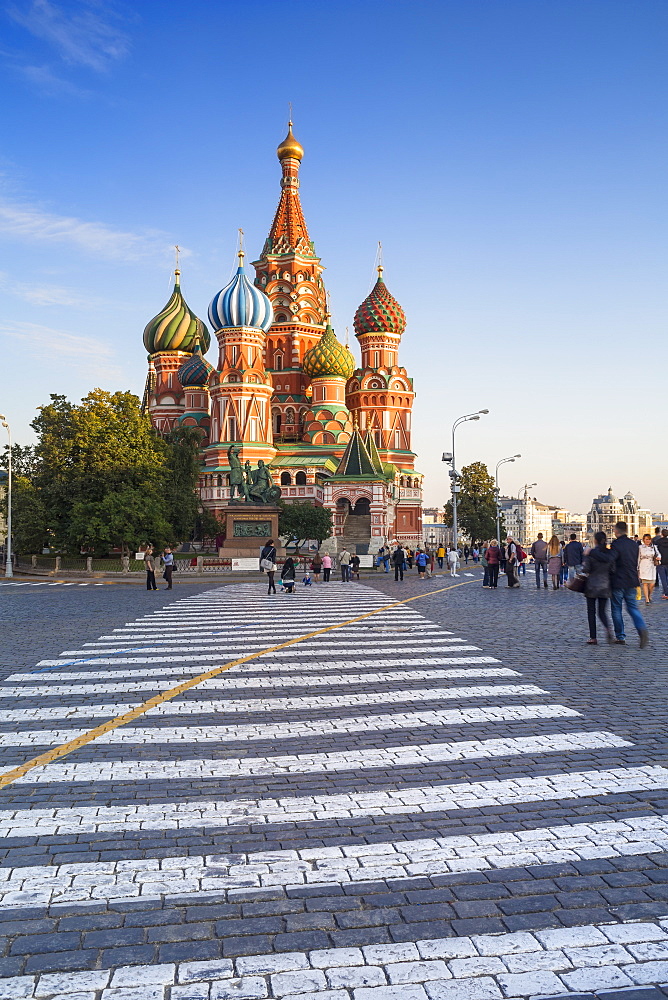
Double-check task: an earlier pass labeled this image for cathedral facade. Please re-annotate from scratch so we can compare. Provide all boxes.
[142,124,422,551]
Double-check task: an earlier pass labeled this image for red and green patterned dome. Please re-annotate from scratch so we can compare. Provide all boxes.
[353,270,406,338]
[303,323,355,379]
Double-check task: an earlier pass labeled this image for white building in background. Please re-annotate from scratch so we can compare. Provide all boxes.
[587,488,652,539]
[422,507,451,548]
[553,511,588,542]
[498,492,554,548]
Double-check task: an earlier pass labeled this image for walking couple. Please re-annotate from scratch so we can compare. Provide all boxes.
[580,521,649,647]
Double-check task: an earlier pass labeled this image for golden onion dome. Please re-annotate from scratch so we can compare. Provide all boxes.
[303,323,355,380]
[277,121,304,162]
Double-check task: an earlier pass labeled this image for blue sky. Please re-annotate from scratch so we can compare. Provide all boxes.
[0,0,666,514]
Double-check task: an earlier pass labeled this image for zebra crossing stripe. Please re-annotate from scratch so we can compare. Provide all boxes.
[0,577,478,791]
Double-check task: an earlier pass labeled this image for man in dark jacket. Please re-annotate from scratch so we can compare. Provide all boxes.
[655,529,668,600]
[610,521,649,647]
[392,546,406,582]
[564,534,585,581]
[530,533,549,589]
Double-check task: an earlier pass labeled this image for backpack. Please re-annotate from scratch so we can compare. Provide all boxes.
[514,543,527,561]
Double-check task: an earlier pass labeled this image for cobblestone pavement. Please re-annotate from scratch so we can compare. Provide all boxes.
[0,566,667,1000]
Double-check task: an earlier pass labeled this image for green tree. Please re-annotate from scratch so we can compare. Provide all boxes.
[279,501,333,551]
[445,461,498,542]
[164,425,204,541]
[31,390,169,554]
[6,476,49,555]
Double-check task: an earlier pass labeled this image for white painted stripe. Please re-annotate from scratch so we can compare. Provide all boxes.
[11,665,512,684]
[0,682,545,700]
[1,813,664,908]
[1,766,663,836]
[4,919,668,999]
[0,702,580,731]
[3,732,628,784]
[63,636,463,654]
[33,648,485,668]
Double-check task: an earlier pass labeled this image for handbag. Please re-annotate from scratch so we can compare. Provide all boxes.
[566,573,587,593]
[260,558,276,572]
[653,546,661,567]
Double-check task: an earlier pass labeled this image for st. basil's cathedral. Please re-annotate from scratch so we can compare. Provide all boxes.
[141,123,423,551]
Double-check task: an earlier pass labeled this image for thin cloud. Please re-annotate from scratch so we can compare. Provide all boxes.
[0,320,122,380]
[0,271,109,308]
[7,0,131,73]
[0,194,175,262]
[18,61,92,97]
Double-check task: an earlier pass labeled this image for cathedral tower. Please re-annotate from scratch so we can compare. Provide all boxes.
[206,249,276,468]
[252,122,327,444]
[142,269,210,433]
[347,265,416,469]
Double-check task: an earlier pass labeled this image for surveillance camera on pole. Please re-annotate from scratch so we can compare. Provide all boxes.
[441,452,453,463]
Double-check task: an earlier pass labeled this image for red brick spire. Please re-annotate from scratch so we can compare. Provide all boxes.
[263,122,315,258]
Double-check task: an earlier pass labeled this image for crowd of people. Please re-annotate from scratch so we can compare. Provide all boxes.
[257,525,666,649]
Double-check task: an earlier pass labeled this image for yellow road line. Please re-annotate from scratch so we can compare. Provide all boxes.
[0,578,477,791]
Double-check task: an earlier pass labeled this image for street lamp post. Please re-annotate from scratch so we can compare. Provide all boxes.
[443,410,489,551]
[0,415,12,578]
[495,454,521,544]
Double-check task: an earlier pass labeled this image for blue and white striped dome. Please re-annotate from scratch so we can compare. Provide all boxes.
[209,260,274,333]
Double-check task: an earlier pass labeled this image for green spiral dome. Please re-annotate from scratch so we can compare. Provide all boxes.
[143,272,211,355]
[302,324,355,379]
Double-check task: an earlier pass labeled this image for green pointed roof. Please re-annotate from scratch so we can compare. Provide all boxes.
[143,270,211,355]
[363,429,384,474]
[334,428,377,477]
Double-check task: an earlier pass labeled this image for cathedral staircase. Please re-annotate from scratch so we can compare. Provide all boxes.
[341,513,372,555]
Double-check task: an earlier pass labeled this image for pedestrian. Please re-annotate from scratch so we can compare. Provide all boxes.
[546,536,563,589]
[281,555,296,593]
[564,534,585,581]
[516,548,526,576]
[405,547,413,570]
[427,548,435,578]
[463,545,470,565]
[531,533,549,589]
[582,531,616,644]
[339,548,351,582]
[655,529,668,600]
[161,546,174,590]
[505,536,521,588]
[144,546,157,591]
[350,553,361,580]
[311,550,322,583]
[486,539,501,588]
[436,544,445,570]
[472,546,480,564]
[447,546,460,578]
[392,544,405,581]
[499,542,507,575]
[638,533,660,604]
[611,520,649,647]
[321,552,332,582]
[481,541,490,587]
[415,548,428,579]
[260,539,277,594]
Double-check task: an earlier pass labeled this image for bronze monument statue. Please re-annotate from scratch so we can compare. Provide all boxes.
[228,445,281,504]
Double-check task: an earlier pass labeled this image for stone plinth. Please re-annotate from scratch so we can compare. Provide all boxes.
[219,504,280,550]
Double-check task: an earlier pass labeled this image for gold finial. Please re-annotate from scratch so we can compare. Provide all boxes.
[277,114,304,162]
[377,241,384,278]
[174,244,181,282]
[345,326,349,346]
[237,228,245,265]
[353,413,359,431]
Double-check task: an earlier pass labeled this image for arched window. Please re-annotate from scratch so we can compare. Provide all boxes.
[295,471,307,485]
[274,353,283,369]
[280,472,292,486]
[273,410,282,434]
[285,407,295,424]
[276,314,287,324]
[215,475,222,487]
[283,271,291,281]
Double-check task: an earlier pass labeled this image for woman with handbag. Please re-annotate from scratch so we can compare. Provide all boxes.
[638,533,660,604]
[547,536,563,590]
[582,531,616,644]
[260,539,277,595]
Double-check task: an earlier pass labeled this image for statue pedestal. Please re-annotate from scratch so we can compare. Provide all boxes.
[219,504,281,551]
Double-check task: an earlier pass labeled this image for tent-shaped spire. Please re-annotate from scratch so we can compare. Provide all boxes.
[335,427,377,477]
[363,429,384,475]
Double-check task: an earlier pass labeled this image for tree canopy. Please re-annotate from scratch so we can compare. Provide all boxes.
[279,501,333,551]
[2,390,216,555]
[445,461,499,542]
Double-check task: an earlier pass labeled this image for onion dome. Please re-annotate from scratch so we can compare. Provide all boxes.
[303,321,355,379]
[177,340,214,388]
[209,252,274,332]
[353,266,406,338]
[143,270,210,355]
[277,120,303,162]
